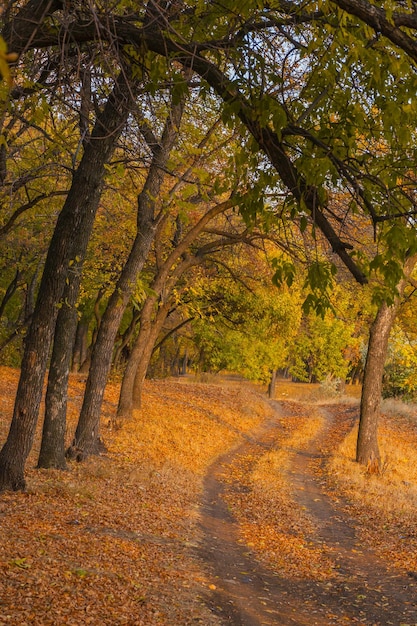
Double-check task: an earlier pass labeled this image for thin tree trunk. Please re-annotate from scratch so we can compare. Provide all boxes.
[117,197,237,418]
[113,309,141,368]
[72,317,89,372]
[0,73,134,491]
[181,350,188,376]
[121,299,171,417]
[268,370,277,399]
[0,269,22,320]
[116,297,156,418]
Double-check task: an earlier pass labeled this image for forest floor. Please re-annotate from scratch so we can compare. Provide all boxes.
[0,368,416,625]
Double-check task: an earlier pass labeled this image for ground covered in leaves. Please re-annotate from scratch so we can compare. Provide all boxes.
[0,369,269,625]
[0,369,416,625]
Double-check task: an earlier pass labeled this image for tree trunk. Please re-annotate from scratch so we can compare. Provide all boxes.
[66,210,157,459]
[113,309,141,369]
[357,254,417,468]
[67,95,186,459]
[268,370,277,399]
[356,301,399,468]
[117,253,204,418]
[24,261,42,321]
[0,73,134,491]
[72,317,89,372]
[37,261,81,469]
[120,299,171,417]
[181,350,188,376]
[117,297,156,418]
[0,268,22,320]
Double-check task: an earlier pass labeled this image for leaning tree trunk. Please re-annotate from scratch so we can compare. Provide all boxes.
[66,94,186,460]
[38,74,136,471]
[117,199,236,418]
[116,297,156,418]
[38,71,132,470]
[357,254,417,468]
[0,73,134,491]
[117,298,170,418]
[131,308,196,408]
[66,206,157,459]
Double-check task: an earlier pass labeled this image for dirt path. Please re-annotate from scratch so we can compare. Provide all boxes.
[197,401,417,625]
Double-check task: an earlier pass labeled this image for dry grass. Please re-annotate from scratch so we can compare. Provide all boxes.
[327,398,417,572]
[328,403,417,515]
[272,379,362,403]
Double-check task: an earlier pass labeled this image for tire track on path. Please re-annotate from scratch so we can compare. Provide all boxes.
[197,401,417,625]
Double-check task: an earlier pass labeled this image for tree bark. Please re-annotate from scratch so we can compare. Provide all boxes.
[117,297,171,417]
[356,301,399,468]
[357,255,417,468]
[0,72,135,491]
[37,261,81,469]
[72,317,89,372]
[67,95,186,460]
[268,370,277,399]
[113,309,141,369]
[117,297,155,418]
[66,201,158,459]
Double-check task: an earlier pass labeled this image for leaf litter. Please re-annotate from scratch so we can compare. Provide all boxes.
[0,370,416,624]
[0,369,266,625]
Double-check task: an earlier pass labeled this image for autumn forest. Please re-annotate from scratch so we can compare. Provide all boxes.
[0,1,417,624]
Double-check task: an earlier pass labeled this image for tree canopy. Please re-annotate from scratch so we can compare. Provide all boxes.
[3,0,417,288]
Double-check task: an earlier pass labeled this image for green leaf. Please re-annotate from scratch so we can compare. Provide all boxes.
[300,215,308,233]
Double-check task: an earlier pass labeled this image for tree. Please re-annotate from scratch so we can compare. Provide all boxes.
[116,195,241,417]
[66,84,187,459]
[289,313,356,384]
[5,1,417,284]
[177,245,302,381]
[2,0,417,488]
[0,68,137,489]
[330,0,417,64]
[356,254,417,468]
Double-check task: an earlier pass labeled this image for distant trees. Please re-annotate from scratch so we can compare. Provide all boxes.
[187,257,301,379]
[383,295,417,402]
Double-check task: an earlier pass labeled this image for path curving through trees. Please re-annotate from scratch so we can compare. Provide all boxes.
[197,402,417,625]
